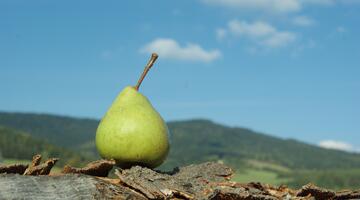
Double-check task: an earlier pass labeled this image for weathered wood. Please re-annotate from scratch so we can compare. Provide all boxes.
[23,157,59,175]
[0,174,147,200]
[1,161,360,200]
[0,163,28,174]
[30,154,42,167]
[115,162,234,199]
[62,159,116,177]
[297,183,360,200]
[0,154,58,176]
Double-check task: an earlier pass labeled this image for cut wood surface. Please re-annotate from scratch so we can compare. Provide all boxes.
[0,159,359,200]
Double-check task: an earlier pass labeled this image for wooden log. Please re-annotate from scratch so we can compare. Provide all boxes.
[1,162,360,200]
[0,173,146,200]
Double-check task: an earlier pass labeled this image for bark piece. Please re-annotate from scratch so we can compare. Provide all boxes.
[30,154,42,167]
[297,184,360,200]
[334,190,360,200]
[115,162,236,199]
[207,182,295,200]
[297,183,336,200]
[115,163,270,199]
[23,154,42,175]
[0,164,28,174]
[62,159,116,177]
[23,157,59,175]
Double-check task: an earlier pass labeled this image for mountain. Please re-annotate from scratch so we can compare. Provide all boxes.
[0,112,98,148]
[1,111,360,189]
[1,111,360,170]
[166,120,360,170]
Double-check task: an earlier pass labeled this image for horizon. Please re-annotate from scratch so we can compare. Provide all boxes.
[1,1,359,152]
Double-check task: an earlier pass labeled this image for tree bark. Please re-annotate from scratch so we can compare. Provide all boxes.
[0,162,359,200]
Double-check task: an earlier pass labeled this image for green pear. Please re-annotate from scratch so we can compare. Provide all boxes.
[95,53,170,168]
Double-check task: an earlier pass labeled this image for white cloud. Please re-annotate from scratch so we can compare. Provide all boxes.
[262,32,296,47]
[340,0,360,5]
[216,28,227,40]
[336,26,347,33]
[202,0,357,13]
[228,20,276,37]
[319,140,357,152]
[140,38,221,62]
[202,0,301,13]
[220,20,296,48]
[292,15,315,26]
[300,0,335,5]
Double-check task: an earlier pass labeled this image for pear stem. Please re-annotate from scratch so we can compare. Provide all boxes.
[134,53,159,91]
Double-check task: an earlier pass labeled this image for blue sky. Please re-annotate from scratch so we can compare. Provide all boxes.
[1,0,359,151]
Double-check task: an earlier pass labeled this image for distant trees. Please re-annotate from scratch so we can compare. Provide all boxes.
[0,126,93,167]
[0,112,98,148]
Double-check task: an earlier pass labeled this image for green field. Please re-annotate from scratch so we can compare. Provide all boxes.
[1,158,30,165]
[232,169,290,186]
[231,159,292,186]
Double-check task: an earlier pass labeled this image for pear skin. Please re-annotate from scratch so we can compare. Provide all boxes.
[95,86,170,168]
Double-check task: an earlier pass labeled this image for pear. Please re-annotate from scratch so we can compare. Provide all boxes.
[95,53,170,168]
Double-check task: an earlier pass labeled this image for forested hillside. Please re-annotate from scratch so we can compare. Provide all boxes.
[0,126,92,166]
[166,120,360,170]
[1,111,360,189]
[0,112,98,148]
